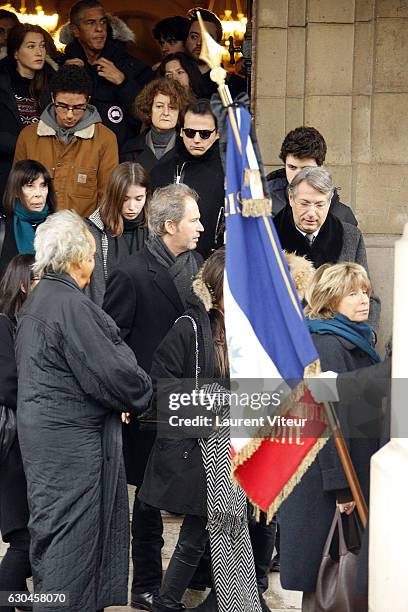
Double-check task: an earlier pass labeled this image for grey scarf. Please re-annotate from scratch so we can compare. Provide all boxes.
[40,103,102,144]
[146,127,176,160]
[146,236,198,306]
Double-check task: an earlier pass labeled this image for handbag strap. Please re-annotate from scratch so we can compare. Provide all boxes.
[0,216,5,258]
[323,508,348,557]
[175,314,199,392]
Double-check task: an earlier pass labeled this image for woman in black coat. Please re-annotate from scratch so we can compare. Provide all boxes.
[279,262,381,611]
[0,23,55,204]
[120,77,191,171]
[139,248,261,612]
[0,159,56,278]
[0,254,38,611]
[85,162,150,306]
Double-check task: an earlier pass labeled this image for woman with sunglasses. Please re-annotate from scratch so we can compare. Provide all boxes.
[0,254,39,611]
[0,23,55,204]
[150,99,224,259]
[121,77,192,172]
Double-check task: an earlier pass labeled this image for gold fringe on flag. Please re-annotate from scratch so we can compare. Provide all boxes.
[241,198,272,217]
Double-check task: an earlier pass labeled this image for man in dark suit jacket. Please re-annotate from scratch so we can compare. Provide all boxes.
[103,183,203,611]
[267,126,357,225]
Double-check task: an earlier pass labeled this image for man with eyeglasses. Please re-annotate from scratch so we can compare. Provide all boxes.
[267,126,357,225]
[274,166,380,330]
[14,65,118,217]
[150,99,224,259]
[59,0,152,150]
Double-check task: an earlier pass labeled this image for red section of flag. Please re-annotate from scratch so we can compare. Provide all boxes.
[232,388,328,517]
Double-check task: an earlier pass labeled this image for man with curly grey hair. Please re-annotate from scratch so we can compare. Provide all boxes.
[103,183,203,610]
[15,210,152,611]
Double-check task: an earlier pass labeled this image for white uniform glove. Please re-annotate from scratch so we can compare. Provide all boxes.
[307,371,339,403]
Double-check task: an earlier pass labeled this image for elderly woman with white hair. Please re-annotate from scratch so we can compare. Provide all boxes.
[14,210,152,612]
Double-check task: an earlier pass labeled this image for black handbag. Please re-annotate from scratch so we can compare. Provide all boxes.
[315,508,367,612]
[0,404,16,463]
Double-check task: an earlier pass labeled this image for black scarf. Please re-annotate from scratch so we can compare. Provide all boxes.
[273,204,344,268]
[106,213,148,276]
[146,236,199,307]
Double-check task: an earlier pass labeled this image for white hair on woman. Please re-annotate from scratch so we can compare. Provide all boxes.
[33,210,93,278]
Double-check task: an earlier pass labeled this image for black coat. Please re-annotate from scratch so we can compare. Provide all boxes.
[279,333,380,593]
[0,314,29,540]
[103,246,202,485]
[150,140,224,259]
[0,214,18,279]
[0,58,54,206]
[15,273,152,611]
[266,167,358,225]
[139,301,215,516]
[120,129,179,172]
[85,210,148,307]
[61,39,153,149]
[273,205,381,330]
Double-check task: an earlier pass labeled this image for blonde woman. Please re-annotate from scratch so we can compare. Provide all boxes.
[279,262,381,612]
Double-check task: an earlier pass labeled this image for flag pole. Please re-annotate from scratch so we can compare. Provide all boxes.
[324,401,368,527]
[196,12,242,154]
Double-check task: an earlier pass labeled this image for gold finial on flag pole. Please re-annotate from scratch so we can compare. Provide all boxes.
[196,11,242,154]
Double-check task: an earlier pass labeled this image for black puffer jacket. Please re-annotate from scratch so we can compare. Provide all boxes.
[59,17,153,149]
[150,140,224,259]
[266,167,358,225]
[15,272,152,611]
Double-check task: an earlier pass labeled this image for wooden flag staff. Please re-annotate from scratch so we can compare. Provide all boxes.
[325,401,368,527]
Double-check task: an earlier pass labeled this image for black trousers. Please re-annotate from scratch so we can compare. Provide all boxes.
[155,514,208,611]
[249,511,277,593]
[131,493,164,594]
[0,528,31,612]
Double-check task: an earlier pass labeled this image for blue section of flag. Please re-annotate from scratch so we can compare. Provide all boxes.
[225,107,318,381]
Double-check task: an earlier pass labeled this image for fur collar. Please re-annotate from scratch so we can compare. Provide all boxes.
[283,252,315,301]
[58,14,135,46]
[37,119,95,139]
[274,204,344,269]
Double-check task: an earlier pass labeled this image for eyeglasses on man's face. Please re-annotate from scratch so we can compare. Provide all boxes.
[53,103,88,115]
[291,198,329,212]
[182,128,216,140]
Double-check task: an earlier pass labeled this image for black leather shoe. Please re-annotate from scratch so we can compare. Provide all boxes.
[269,553,280,572]
[131,591,155,611]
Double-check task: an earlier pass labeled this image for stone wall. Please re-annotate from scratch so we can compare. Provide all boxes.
[253,0,408,350]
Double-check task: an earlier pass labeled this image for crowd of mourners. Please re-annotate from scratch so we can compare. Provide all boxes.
[0,1,389,612]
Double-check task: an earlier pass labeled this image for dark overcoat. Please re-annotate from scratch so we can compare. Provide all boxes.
[139,302,214,516]
[279,332,380,593]
[15,273,152,612]
[0,314,29,540]
[120,129,179,173]
[273,206,381,331]
[103,246,202,486]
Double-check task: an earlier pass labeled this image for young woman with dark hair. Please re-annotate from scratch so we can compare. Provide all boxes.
[158,52,208,99]
[139,248,262,612]
[0,253,38,612]
[85,161,151,306]
[121,77,192,171]
[0,24,56,202]
[0,159,56,278]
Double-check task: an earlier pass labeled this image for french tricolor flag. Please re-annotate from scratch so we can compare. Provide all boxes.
[224,105,328,518]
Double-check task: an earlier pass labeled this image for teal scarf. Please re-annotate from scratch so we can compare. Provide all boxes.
[307,312,381,364]
[13,200,49,254]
